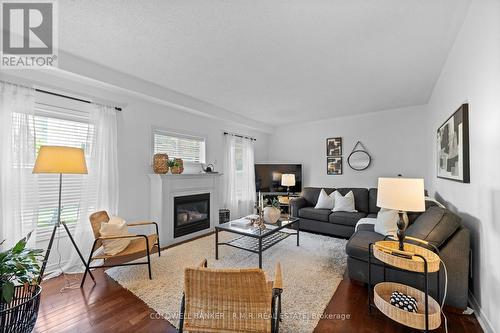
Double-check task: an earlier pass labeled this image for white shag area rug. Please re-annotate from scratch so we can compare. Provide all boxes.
[106,231,347,333]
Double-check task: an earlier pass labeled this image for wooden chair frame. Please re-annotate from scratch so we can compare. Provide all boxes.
[80,211,161,288]
[178,259,283,333]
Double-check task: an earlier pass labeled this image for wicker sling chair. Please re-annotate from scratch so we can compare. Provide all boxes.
[80,211,161,288]
[179,259,283,333]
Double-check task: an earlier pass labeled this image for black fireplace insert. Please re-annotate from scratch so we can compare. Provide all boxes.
[174,193,210,238]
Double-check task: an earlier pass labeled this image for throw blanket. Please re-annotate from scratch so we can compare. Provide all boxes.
[355,217,377,231]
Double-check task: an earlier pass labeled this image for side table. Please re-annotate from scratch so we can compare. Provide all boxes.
[368,239,442,332]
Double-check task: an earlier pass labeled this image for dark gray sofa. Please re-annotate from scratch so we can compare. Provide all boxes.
[290,186,470,309]
[290,187,379,238]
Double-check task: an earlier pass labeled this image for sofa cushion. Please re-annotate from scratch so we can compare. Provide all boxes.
[406,206,461,248]
[298,207,331,222]
[329,211,367,227]
[346,230,385,261]
[337,188,369,213]
[368,188,380,214]
[302,187,335,206]
[407,199,440,225]
[367,213,377,218]
[314,189,335,209]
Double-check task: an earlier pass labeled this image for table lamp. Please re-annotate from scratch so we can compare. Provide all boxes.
[281,174,295,193]
[376,177,425,251]
[281,174,296,219]
[33,146,95,283]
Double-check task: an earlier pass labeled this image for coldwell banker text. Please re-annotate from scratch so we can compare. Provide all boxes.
[1,1,58,69]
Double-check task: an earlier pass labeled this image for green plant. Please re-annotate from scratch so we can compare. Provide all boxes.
[266,198,281,209]
[0,232,44,303]
[167,158,180,167]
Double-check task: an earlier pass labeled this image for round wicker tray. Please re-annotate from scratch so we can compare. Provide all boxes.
[374,282,441,330]
[373,240,440,273]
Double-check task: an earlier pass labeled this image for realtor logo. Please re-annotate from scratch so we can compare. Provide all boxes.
[1,0,58,68]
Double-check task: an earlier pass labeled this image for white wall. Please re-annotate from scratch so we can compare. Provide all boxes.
[268,105,430,189]
[425,0,500,331]
[116,97,270,221]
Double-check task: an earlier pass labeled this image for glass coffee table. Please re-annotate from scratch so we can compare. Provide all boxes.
[215,217,300,268]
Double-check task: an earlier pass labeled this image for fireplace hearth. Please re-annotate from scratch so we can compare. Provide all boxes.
[174,193,210,238]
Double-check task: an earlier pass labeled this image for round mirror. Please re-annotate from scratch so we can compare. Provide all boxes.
[348,150,371,171]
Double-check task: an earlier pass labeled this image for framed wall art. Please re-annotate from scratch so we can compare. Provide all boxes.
[437,103,470,183]
[326,137,342,156]
[327,157,342,175]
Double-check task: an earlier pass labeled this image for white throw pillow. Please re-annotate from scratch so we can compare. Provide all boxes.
[108,215,126,225]
[314,189,334,209]
[374,208,409,236]
[100,217,131,255]
[331,191,357,212]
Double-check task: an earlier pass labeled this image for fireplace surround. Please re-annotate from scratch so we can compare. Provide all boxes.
[148,173,220,247]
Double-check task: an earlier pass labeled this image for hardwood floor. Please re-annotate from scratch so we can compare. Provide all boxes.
[34,267,482,333]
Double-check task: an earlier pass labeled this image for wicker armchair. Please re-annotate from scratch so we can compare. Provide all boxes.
[80,211,161,288]
[179,259,283,333]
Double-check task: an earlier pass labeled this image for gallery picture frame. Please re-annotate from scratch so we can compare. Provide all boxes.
[326,137,342,156]
[327,156,343,175]
[436,103,470,183]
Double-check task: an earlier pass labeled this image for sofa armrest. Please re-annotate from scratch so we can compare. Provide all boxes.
[289,197,307,217]
[439,227,470,309]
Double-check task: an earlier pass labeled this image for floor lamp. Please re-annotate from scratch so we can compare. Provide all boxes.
[281,174,296,220]
[33,146,95,284]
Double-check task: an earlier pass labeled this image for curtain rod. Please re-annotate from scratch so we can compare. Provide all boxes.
[224,131,256,141]
[35,88,122,111]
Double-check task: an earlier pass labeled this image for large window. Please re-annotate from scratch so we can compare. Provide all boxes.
[17,94,95,238]
[153,129,206,164]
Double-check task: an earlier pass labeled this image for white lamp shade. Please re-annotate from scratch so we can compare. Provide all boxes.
[281,174,296,187]
[376,177,425,212]
[33,146,88,174]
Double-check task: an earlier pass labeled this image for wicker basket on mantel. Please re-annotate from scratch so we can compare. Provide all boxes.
[153,153,169,174]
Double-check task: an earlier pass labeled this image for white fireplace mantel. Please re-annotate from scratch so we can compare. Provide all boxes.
[148,173,221,247]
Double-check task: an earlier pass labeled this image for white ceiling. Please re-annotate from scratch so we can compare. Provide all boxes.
[58,0,470,125]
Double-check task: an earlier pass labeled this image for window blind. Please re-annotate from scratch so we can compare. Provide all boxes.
[16,100,96,238]
[153,130,206,163]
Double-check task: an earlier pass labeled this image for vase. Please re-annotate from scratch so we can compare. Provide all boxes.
[153,154,169,174]
[263,206,281,224]
[171,158,184,174]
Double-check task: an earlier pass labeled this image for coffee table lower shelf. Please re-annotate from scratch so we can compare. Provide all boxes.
[224,231,292,253]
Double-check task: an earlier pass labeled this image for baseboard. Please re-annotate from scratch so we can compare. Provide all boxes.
[468,290,496,333]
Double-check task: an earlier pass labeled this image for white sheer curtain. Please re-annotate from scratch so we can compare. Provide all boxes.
[0,82,38,249]
[222,134,256,219]
[64,104,119,273]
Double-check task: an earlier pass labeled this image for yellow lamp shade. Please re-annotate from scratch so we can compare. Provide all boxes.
[281,174,296,187]
[33,146,88,174]
[377,177,425,212]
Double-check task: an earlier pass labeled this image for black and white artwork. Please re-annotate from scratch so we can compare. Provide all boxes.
[437,104,470,183]
[326,137,342,156]
[327,157,342,175]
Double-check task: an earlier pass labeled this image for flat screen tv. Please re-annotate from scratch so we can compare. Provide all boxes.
[254,164,302,194]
